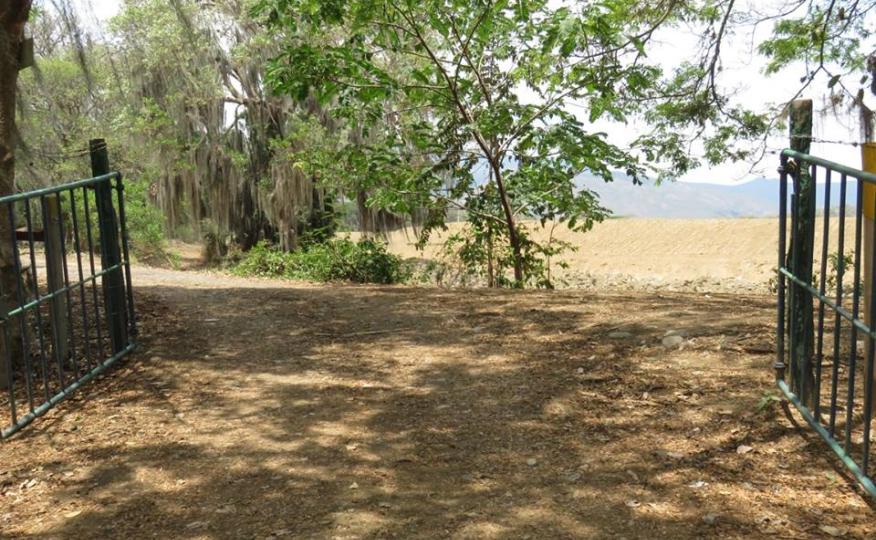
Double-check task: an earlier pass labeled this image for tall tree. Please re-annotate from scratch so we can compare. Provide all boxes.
[0,1,32,389]
[255,0,769,286]
[109,0,346,251]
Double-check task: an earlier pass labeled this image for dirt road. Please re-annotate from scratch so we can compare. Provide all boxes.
[1,265,874,538]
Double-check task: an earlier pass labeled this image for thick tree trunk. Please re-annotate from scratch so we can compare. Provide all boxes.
[0,2,32,390]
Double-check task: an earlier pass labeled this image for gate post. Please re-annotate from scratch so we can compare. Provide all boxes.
[788,100,817,407]
[89,139,127,354]
[44,196,68,363]
[863,142,876,415]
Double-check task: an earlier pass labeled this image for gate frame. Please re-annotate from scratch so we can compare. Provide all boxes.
[777,148,876,498]
[0,161,136,438]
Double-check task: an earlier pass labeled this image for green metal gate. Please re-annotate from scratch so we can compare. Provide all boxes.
[777,148,876,498]
[0,157,136,438]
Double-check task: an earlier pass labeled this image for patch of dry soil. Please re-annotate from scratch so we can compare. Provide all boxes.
[359,217,853,293]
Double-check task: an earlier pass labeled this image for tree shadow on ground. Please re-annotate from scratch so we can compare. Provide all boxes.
[2,285,873,539]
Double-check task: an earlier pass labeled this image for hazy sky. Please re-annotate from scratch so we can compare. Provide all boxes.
[60,0,873,185]
[73,0,119,18]
[69,0,118,24]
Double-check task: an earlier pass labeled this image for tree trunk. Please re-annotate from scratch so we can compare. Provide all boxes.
[0,2,32,390]
[490,162,524,285]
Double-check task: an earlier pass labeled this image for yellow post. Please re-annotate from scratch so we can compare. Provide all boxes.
[863,142,876,415]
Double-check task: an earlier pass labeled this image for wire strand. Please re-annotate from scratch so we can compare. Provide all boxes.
[18,146,93,160]
[795,136,866,147]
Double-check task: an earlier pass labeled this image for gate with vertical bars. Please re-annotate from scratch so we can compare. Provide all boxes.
[776,148,876,498]
[0,168,136,438]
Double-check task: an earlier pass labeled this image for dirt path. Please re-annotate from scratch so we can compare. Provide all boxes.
[1,265,874,539]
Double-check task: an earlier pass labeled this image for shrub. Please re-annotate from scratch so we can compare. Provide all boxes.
[233,238,409,284]
[62,177,174,267]
[123,179,171,265]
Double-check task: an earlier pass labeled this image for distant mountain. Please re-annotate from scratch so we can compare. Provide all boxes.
[577,172,859,218]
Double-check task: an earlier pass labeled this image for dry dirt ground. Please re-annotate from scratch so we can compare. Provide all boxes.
[360,217,851,293]
[1,262,875,539]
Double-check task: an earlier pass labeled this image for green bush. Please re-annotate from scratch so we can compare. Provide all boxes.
[61,177,173,267]
[123,179,171,265]
[233,238,409,284]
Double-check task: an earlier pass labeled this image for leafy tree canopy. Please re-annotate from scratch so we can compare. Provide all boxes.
[253,0,769,284]
[756,0,876,138]
[10,0,875,287]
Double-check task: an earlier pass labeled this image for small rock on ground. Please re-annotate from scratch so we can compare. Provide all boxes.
[662,335,684,348]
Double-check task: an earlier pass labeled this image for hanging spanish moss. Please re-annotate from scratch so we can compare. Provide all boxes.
[16,0,419,256]
[121,0,417,250]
